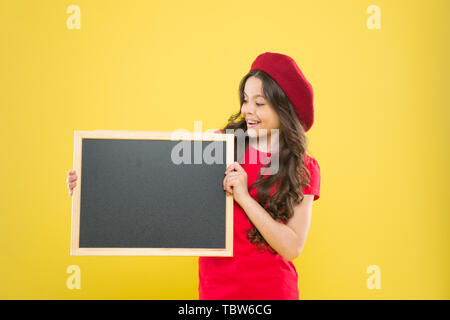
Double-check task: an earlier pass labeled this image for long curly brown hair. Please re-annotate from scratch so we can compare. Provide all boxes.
[218,69,313,254]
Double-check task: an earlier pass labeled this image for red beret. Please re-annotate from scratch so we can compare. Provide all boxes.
[249,52,314,132]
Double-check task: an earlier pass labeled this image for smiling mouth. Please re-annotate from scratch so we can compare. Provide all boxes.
[246,120,261,128]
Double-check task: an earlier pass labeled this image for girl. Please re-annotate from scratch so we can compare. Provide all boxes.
[66,52,320,300]
[198,52,320,300]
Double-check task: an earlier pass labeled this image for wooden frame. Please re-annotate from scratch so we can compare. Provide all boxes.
[70,130,234,256]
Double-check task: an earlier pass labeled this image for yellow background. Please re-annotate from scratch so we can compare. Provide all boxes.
[1,0,449,299]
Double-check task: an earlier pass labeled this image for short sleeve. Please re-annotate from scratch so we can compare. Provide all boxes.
[302,156,321,201]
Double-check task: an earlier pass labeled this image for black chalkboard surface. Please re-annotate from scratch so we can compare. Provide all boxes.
[70,130,234,256]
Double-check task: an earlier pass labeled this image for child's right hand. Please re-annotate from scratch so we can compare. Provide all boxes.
[67,169,78,196]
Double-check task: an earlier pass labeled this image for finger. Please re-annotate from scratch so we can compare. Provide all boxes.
[225,171,239,178]
[232,162,245,173]
[225,173,242,189]
[68,169,76,175]
[225,162,238,175]
[225,177,235,194]
[225,162,245,175]
[67,175,78,183]
[68,182,77,190]
[223,176,233,193]
[223,176,231,194]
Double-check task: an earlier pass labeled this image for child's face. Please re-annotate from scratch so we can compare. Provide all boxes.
[241,76,280,139]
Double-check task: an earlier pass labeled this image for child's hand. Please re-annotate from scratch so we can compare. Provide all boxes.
[66,169,78,196]
[223,162,250,205]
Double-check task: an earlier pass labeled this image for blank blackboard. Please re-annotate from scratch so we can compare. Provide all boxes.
[70,130,234,256]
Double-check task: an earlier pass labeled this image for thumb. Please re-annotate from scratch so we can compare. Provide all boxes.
[233,161,245,173]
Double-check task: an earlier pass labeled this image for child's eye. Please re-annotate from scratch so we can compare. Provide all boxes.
[242,100,263,106]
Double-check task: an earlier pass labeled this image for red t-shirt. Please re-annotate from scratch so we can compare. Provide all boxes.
[198,142,321,300]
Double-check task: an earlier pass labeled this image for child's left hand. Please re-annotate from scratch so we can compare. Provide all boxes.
[223,162,250,205]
